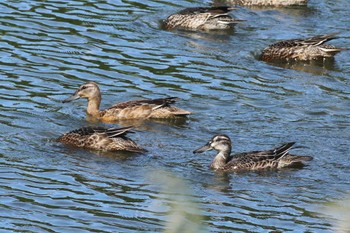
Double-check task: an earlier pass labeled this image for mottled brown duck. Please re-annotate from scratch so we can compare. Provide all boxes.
[213,0,307,7]
[63,82,191,122]
[261,33,345,62]
[58,126,146,153]
[193,134,313,171]
[163,6,243,31]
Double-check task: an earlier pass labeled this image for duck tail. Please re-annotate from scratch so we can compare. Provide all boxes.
[105,126,134,138]
[312,32,340,46]
[171,108,192,116]
[278,155,313,168]
[289,155,313,162]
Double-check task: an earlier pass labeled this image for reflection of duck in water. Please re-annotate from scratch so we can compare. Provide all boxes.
[63,82,191,122]
[213,0,307,7]
[163,7,243,31]
[58,126,146,153]
[193,134,313,171]
[261,33,346,62]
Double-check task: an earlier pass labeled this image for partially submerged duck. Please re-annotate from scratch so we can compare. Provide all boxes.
[58,126,146,153]
[213,0,307,7]
[163,6,243,31]
[261,33,345,62]
[63,82,191,122]
[193,134,313,171]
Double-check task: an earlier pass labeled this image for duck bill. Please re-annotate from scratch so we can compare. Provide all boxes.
[62,92,80,103]
[193,144,211,154]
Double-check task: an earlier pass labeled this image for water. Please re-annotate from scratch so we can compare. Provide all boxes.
[0,0,349,232]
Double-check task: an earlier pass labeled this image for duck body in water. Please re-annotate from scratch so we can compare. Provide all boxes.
[163,7,244,31]
[193,134,313,172]
[63,82,191,122]
[261,33,346,62]
[58,126,146,153]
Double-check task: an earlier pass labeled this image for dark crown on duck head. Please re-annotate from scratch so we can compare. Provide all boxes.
[193,134,231,154]
[211,134,231,143]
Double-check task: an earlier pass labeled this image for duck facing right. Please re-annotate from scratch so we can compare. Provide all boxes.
[193,134,313,172]
[261,33,346,62]
[163,6,244,31]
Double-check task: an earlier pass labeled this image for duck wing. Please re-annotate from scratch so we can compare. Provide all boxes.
[108,97,180,110]
[177,7,233,16]
[224,142,296,170]
[272,33,339,48]
[67,126,134,138]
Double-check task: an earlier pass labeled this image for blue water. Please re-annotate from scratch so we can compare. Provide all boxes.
[0,0,349,232]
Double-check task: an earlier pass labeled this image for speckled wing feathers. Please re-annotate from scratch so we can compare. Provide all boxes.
[261,33,344,61]
[99,97,190,120]
[164,7,241,30]
[272,33,339,48]
[108,97,179,110]
[224,142,296,170]
[177,7,233,16]
[58,126,145,153]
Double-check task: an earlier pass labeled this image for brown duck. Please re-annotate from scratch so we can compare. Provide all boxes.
[213,0,307,7]
[63,82,191,122]
[193,134,313,171]
[58,126,146,153]
[163,6,243,31]
[261,33,345,62]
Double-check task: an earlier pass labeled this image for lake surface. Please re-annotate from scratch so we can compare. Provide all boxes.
[0,0,349,232]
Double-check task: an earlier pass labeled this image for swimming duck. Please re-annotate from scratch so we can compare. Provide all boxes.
[163,6,243,31]
[193,134,313,171]
[261,33,345,62]
[63,82,191,122]
[58,126,146,153]
[213,0,307,6]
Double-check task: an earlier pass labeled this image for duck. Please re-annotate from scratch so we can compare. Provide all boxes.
[63,82,191,122]
[261,33,346,62]
[193,134,313,171]
[213,0,307,7]
[163,6,244,31]
[57,126,146,153]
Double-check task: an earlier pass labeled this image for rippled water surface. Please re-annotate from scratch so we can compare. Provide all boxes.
[0,0,349,232]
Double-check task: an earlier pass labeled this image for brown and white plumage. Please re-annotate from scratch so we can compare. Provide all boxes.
[193,134,313,171]
[163,7,243,31]
[57,126,146,153]
[213,0,307,7]
[63,82,191,122]
[261,33,346,62]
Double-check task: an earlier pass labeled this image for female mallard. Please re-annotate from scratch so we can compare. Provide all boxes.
[58,126,146,153]
[63,82,191,122]
[261,33,345,62]
[163,6,243,31]
[193,134,313,171]
[213,0,307,6]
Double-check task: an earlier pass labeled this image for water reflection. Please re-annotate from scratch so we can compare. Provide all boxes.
[262,57,339,75]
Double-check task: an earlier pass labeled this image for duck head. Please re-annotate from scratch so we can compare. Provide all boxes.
[193,134,231,154]
[63,82,101,103]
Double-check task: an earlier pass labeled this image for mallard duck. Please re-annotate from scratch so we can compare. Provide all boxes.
[261,33,345,62]
[63,82,191,122]
[57,126,146,153]
[213,0,307,6]
[193,134,313,171]
[163,6,244,31]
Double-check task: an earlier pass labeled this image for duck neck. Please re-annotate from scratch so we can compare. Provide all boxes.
[87,94,101,117]
[211,147,231,170]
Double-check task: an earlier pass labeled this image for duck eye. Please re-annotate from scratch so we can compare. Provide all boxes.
[81,86,88,90]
